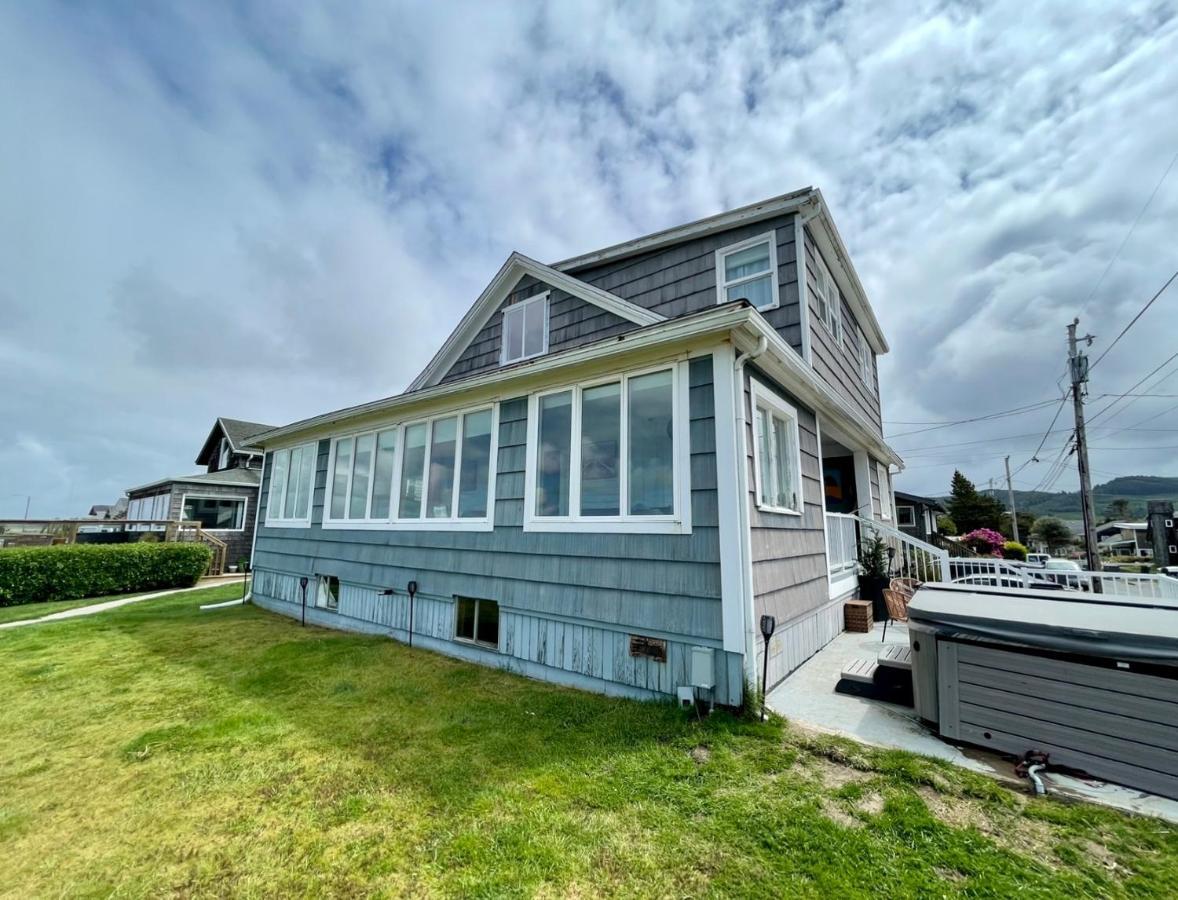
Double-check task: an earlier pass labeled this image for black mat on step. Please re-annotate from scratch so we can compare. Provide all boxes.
[835,665,914,707]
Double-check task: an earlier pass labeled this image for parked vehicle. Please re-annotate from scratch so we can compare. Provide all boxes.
[1042,558,1091,590]
[1026,552,1050,568]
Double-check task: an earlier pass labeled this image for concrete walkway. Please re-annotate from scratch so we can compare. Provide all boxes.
[0,578,243,630]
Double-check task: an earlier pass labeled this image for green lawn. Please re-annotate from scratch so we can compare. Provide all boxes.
[0,589,162,625]
[1,586,1174,897]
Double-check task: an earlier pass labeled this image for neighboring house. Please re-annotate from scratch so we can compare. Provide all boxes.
[124,417,274,566]
[1096,521,1152,558]
[248,187,901,705]
[893,491,944,543]
[87,504,113,519]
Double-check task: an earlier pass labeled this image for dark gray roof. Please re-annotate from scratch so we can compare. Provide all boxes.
[127,466,261,495]
[220,418,275,452]
[894,490,946,512]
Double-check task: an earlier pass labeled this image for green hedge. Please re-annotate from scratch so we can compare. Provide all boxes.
[0,543,213,607]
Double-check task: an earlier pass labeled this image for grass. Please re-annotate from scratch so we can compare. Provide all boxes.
[0,589,162,625]
[1,586,1174,898]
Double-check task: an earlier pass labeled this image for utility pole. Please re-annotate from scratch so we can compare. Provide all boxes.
[1068,319,1101,573]
[1004,455,1019,544]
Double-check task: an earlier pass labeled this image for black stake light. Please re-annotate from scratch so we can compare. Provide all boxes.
[760,614,776,720]
[299,576,309,627]
[406,580,418,647]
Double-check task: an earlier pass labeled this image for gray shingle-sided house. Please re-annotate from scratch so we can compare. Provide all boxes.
[248,188,902,705]
[125,417,274,567]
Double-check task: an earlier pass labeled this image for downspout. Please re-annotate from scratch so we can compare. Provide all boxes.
[734,334,769,694]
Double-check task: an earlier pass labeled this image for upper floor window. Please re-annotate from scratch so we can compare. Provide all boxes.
[716,232,779,311]
[267,443,316,525]
[813,251,842,343]
[876,462,893,521]
[896,505,916,528]
[501,292,549,365]
[524,363,691,534]
[750,380,803,516]
[846,325,874,389]
[324,405,497,530]
[217,437,232,471]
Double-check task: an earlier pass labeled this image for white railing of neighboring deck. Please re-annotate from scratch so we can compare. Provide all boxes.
[824,513,951,584]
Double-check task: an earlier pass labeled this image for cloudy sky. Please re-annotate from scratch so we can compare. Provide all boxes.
[3,1,1177,517]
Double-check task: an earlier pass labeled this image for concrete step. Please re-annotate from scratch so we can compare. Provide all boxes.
[878,644,913,671]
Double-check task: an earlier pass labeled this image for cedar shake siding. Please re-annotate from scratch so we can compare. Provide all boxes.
[803,225,884,436]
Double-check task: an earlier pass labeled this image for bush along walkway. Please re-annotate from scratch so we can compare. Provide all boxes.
[0,580,237,630]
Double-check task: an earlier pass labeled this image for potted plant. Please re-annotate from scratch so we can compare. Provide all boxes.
[858,533,891,620]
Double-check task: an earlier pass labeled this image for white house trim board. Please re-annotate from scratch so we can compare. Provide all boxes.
[409,252,664,391]
[711,344,746,656]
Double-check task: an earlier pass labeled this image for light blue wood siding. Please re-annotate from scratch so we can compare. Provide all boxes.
[804,225,883,435]
[441,274,638,384]
[743,365,839,690]
[251,354,743,705]
[569,213,803,354]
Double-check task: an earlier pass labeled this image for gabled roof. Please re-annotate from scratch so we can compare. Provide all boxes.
[894,490,946,511]
[408,252,664,391]
[195,417,276,466]
[555,187,888,354]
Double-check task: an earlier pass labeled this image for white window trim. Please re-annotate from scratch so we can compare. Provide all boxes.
[322,404,499,532]
[179,493,248,532]
[714,231,780,312]
[896,504,916,528]
[877,461,893,521]
[265,442,317,528]
[522,360,692,535]
[813,250,842,343]
[749,379,805,517]
[500,291,550,366]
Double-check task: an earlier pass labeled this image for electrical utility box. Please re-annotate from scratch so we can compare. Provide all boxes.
[690,646,715,690]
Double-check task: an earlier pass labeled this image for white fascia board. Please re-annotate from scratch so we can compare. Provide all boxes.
[254,304,754,448]
[409,252,663,392]
[733,315,903,468]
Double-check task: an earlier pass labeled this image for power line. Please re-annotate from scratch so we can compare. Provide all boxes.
[1089,270,1178,372]
[895,427,1076,454]
[1086,350,1178,425]
[883,398,1060,437]
[1079,147,1178,314]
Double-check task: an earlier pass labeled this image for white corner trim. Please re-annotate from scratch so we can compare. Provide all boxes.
[409,252,664,391]
[711,344,746,656]
[794,215,812,365]
[714,231,780,312]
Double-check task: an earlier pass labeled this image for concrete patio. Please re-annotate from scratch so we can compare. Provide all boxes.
[766,620,1178,823]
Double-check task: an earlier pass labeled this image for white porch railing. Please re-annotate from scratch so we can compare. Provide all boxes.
[946,558,1178,607]
[824,513,951,584]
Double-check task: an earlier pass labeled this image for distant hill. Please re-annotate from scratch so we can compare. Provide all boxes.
[947,476,1178,521]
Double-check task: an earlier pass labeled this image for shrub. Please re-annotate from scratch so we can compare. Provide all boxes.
[961,528,1006,557]
[0,543,212,607]
[1002,541,1028,561]
[936,515,957,536]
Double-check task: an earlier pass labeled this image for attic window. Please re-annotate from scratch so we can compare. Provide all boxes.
[501,292,548,365]
[218,437,231,470]
[716,232,779,311]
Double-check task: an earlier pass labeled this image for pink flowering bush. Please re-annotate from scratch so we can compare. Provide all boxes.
[961,528,1006,557]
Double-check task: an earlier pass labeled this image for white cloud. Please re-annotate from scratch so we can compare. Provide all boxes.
[2,0,1177,516]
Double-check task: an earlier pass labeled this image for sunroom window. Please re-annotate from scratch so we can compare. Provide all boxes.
[716,233,779,311]
[528,365,686,532]
[501,293,548,364]
[183,496,246,530]
[267,443,316,524]
[325,406,496,527]
[751,381,803,516]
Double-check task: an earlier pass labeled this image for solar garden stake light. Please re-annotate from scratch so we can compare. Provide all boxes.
[760,614,776,720]
[299,576,309,627]
[406,580,418,647]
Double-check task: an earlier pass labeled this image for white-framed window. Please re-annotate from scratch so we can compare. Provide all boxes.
[182,495,247,531]
[750,379,804,516]
[896,505,916,528]
[501,292,549,365]
[876,462,893,520]
[715,232,779,311]
[266,442,316,526]
[455,596,500,648]
[846,325,873,388]
[523,362,691,534]
[323,403,498,531]
[218,437,232,471]
[317,575,340,611]
[813,250,842,343]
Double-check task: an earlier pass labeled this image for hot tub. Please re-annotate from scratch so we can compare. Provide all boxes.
[908,583,1178,799]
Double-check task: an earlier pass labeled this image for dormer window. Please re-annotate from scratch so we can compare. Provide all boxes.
[218,437,231,471]
[716,232,779,311]
[501,292,549,365]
